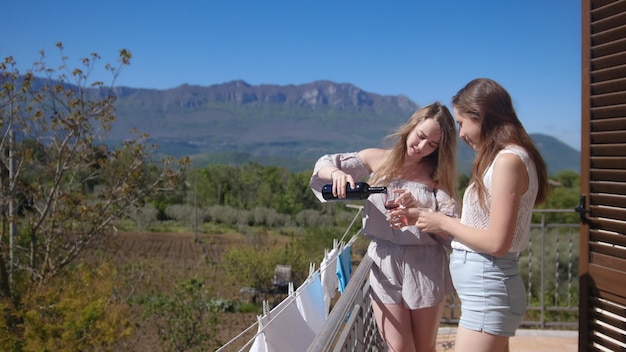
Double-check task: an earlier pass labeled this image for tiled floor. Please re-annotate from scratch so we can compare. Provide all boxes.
[436,327,578,352]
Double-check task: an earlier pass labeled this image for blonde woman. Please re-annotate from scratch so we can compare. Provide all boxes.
[310,102,459,352]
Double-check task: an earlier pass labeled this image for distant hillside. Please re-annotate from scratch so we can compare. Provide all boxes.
[110,80,418,159]
[104,80,579,175]
[456,134,580,176]
[528,134,580,175]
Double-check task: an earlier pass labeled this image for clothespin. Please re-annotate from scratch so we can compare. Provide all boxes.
[347,233,360,246]
[262,300,270,316]
[309,262,316,277]
[288,282,295,296]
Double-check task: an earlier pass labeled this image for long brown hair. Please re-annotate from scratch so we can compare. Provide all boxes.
[452,78,549,208]
[370,102,458,199]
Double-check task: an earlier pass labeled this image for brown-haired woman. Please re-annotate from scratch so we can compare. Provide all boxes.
[416,78,550,352]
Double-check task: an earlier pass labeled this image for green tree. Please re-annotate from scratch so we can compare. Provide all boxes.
[17,262,132,352]
[222,234,307,295]
[277,170,320,215]
[535,171,580,223]
[195,164,319,216]
[552,170,580,189]
[0,44,188,348]
[198,165,239,208]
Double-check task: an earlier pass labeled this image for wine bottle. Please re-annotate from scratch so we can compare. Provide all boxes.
[321,182,387,201]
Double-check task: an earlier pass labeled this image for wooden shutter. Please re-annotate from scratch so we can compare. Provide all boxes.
[579,0,626,351]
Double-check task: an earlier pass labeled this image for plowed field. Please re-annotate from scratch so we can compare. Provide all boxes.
[89,231,289,351]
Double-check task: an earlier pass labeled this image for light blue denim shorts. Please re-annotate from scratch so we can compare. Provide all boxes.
[450,249,527,337]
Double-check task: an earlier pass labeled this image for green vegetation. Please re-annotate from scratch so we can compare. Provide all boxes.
[140,277,220,352]
[0,45,187,351]
[0,46,582,350]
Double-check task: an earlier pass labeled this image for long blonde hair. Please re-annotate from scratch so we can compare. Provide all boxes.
[369,102,458,199]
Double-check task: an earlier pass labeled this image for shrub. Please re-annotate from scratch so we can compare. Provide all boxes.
[141,277,220,352]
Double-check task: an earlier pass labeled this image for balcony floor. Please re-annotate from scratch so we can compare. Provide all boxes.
[436,327,578,351]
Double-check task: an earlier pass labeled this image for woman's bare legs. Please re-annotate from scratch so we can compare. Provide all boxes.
[372,301,414,352]
[411,301,445,352]
[454,326,510,352]
[372,300,444,352]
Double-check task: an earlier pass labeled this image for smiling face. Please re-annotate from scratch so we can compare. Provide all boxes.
[454,106,482,152]
[405,117,442,161]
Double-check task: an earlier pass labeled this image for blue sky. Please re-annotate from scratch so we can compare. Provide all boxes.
[2,1,581,150]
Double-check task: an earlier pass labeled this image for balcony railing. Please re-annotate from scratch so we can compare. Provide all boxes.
[218,209,579,351]
[308,208,579,351]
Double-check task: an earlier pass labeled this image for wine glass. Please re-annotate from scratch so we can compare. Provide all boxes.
[384,188,410,226]
[383,188,399,210]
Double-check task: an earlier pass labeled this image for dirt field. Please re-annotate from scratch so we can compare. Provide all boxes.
[92,231,292,351]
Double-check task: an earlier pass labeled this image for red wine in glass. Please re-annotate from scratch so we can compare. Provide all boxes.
[384,202,399,210]
[383,189,399,210]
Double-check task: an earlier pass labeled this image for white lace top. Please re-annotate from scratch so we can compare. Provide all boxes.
[451,145,538,253]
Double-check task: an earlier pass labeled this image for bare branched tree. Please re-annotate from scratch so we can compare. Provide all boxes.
[0,43,189,306]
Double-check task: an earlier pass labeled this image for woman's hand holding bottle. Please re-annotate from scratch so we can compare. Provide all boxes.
[329,169,355,199]
[321,167,387,201]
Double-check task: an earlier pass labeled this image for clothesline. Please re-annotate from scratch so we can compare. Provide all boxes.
[217,205,364,352]
[338,204,364,244]
[216,232,361,352]
[245,235,357,351]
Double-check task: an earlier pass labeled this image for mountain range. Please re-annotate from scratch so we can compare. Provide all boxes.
[106,80,580,175]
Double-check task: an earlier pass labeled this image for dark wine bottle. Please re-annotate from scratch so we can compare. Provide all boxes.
[321,182,387,201]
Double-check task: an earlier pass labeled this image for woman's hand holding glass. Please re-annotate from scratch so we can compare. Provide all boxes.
[415,210,447,235]
[384,189,416,227]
